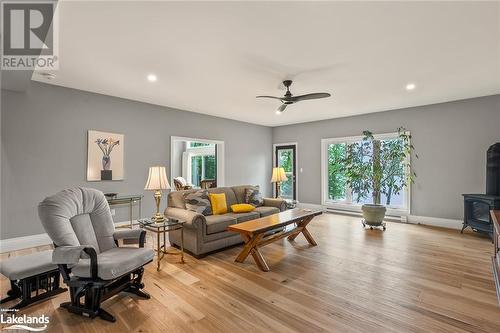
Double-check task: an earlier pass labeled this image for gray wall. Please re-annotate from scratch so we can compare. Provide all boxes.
[273,95,500,220]
[1,82,272,239]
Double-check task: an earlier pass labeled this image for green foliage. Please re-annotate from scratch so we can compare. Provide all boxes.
[190,142,211,148]
[204,155,216,179]
[327,143,347,200]
[278,150,293,198]
[342,127,417,205]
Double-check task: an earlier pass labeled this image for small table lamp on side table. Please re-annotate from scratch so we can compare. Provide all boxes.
[144,166,171,223]
[271,167,288,198]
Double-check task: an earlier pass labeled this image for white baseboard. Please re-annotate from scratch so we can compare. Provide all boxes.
[0,233,52,253]
[302,202,463,230]
[406,215,462,230]
[0,219,139,253]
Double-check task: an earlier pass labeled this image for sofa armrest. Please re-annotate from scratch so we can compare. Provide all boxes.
[164,207,206,229]
[113,229,146,247]
[263,198,287,211]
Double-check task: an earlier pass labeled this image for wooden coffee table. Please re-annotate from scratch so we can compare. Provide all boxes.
[227,208,323,271]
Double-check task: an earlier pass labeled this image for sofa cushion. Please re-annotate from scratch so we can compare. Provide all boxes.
[245,186,264,207]
[168,189,196,209]
[207,187,238,210]
[184,190,212,216]
[225,211,260,223]
[231,185,252,204]
[71,247,154,280]
[254,206,280,217]
[231,203,255,213]
[209,193,228,215]
[205,214,237,234]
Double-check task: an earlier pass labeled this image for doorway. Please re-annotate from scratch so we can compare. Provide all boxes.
[274,143,297,200]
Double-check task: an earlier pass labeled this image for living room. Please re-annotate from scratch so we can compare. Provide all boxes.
[1,1,500,332]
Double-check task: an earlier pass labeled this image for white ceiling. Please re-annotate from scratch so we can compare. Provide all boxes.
[33,1,500,127]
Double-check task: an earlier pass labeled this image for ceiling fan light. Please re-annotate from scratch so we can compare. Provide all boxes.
[275,110,282,115]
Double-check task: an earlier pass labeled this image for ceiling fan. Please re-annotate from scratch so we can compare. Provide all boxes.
[256,80,331,114]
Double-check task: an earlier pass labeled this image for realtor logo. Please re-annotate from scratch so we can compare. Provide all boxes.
[1,0,58,70]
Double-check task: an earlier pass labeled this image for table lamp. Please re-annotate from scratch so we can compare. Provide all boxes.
[271,167,288,198]
[144,166,171,222]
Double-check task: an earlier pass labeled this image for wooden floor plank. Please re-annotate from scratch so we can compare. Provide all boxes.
[1,213,499,332]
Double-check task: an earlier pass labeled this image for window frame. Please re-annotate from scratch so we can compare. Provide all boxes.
[170,136,224,187]
[320,132,411,216]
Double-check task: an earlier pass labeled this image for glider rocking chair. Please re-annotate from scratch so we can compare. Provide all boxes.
[38,187,154,322]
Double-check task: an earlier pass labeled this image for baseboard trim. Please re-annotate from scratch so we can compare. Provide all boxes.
[300,202,463,230]
[407,215,462,230]
[0,219,139,253]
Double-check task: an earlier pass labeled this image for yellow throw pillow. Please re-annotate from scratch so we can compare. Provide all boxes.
[209,193,228,215]
[231,204,255,213]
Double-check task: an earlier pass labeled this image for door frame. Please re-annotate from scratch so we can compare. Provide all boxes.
[273,142,298,200]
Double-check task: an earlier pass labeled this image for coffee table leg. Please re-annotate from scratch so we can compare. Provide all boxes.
[251,248,270,272]
[288,216,317,246]
[236,233,264,263]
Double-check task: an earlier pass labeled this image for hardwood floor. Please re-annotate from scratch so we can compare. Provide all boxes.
[1,213,500,332]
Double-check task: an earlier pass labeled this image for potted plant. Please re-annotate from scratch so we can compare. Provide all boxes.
[341,127,417,230]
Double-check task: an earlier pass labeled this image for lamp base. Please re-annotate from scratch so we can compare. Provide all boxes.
[153,213,165,223]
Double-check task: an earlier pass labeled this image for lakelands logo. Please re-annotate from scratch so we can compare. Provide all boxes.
[1,313,49,331]
[1,0,59,70]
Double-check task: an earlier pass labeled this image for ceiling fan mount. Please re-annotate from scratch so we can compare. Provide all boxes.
[257,80,331,113]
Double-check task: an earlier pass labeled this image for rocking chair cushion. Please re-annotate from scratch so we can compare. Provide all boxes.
[71,247,154,280]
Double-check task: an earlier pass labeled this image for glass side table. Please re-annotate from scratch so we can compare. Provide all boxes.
[138,217,185,271]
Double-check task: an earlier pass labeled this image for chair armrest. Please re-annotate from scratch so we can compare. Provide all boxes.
[53,246,98,279]
[113,229,146,247]
[263,198,287,211]
[164,207,205,229]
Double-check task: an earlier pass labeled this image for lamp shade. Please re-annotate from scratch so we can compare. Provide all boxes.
[271,167,288,183]
[144,166,171,190]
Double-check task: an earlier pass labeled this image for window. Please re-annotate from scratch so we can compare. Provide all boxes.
[184,142,216,187]
[321,132,410,215]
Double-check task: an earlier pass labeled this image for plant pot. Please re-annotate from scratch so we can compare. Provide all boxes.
[361,204,386,226]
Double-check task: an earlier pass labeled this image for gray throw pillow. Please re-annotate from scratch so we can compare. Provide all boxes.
[245,186,264,207]
[184,190,212,216]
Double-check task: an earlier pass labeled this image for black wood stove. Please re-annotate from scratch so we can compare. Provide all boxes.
[462,143,500,239]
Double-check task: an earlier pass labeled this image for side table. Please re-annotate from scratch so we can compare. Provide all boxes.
[138,217,185,271]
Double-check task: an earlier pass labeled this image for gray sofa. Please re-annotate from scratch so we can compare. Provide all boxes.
[165,185,286,257]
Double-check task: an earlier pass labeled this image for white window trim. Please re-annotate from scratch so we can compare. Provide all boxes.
[320,132,411,216]
[170,136,224,187]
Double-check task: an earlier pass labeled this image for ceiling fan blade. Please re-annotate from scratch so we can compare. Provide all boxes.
[277,104,288,112]
[291,93,331,102]
[256,95,283,100]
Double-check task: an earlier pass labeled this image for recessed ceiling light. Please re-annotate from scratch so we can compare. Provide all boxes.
[147,74,157,82]
[406,83,416,91]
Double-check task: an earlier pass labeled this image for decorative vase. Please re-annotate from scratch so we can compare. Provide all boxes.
[102,155,111,170]
[361,204,386,225]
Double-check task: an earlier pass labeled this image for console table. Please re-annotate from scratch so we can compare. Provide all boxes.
[492,210,500,306]
[106,194,143,228]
